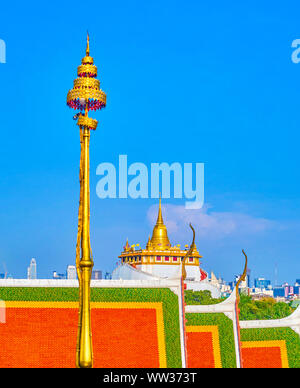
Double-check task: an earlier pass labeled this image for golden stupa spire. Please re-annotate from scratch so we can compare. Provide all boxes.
[86,31,90,56]
[146,235,153,250]
[124,238,130,251]
[150,195,171,249]
[156,194,164,225]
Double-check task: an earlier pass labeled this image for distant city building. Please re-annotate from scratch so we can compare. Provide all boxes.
[92,270,102,280]
[27,258,37,280]
[287,286,295,297]
[52,271,66,280]
[273,286,286,298]
[235,274,250,289]
[66,265,77,280]
[273,282,300,300]
[0,274,4,279]
[254,278,271,289]
[250,287,274,298]
[104,272,112,280]
[247,268,251,288]
[210,272,220,287]
[209,272,231,295]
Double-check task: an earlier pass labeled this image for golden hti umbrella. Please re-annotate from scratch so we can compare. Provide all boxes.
[67,33,106,368]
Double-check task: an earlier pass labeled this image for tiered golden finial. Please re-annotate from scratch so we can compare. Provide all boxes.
[67,32,106,130]
[67,34,106,369]
[150,196,171,250]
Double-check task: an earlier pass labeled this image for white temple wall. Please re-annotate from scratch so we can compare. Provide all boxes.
[136,264,201,281]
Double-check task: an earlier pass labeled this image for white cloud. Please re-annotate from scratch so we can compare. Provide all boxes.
[147,203,279,240]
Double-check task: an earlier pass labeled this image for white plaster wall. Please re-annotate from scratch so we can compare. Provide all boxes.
[185,289,241,368]
[136,263,201,281]
[112,263,161,281]
[138,264,179,279]
[240,304,300,335]
[111,264,221,299]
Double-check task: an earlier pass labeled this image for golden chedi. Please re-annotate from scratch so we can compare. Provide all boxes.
[118,198,207,282]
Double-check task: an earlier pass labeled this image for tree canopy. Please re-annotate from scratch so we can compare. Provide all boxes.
[184,290,295,320]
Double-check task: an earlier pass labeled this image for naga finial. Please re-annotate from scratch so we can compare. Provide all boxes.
[181,223,196,281]
[236,249,248,304]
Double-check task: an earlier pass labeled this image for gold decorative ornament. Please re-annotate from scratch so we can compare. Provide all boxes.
[73,77,100,89]
[181,224,196,280]
[77,115,98,131]
[67,88,106,108]
[67,33,106,368]
[77,64,97,77]
[235,249,248,305]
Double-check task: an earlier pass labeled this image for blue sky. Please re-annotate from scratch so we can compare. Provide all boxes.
[0,1,300,284]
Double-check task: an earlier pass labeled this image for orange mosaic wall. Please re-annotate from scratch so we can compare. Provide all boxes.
[241,340,289,368]
[0,302,164,368]
[186,326,221,368]
[240,326,300,368]
[185,313,237,368]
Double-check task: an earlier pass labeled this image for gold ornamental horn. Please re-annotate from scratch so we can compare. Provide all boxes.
[181,224,196,280]
[67,33,106,368]
[235,250,248,305]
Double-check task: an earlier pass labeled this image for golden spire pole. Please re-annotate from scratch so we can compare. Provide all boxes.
[79,102,93,368]
[67,34,106,368]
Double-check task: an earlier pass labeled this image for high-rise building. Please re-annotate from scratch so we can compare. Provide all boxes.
[27,258,37,280]
[247,268,251,288]
[91,270,102,280]
[66,265,77,280]
[254,278,271,289]
[294,285,300,295]
[52,271,66,280]
[235,274,249,289]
